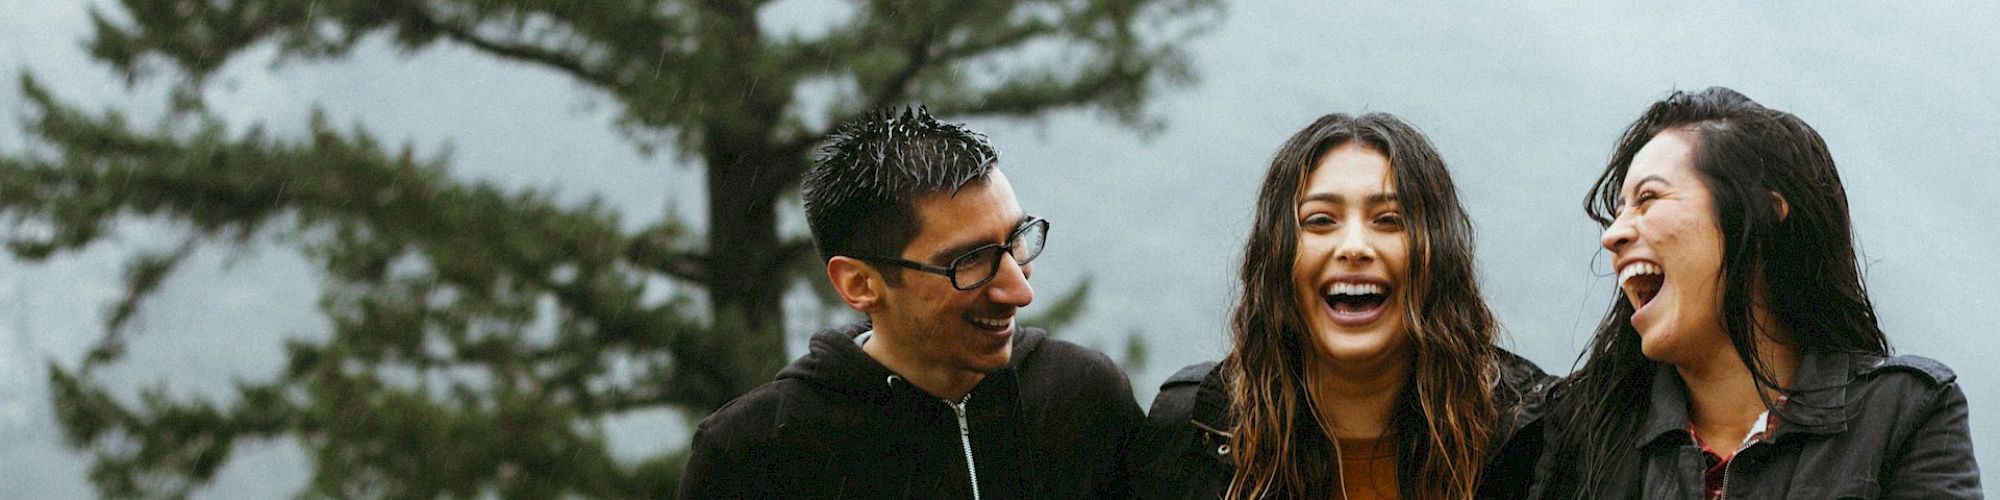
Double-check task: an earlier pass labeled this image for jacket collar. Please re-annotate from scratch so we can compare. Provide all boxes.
[1492,349,1556,438]
[1634,351,1853,449]
[1188,364,1233,438]
[1635,363,1693,449]
[1767,350,1852,439]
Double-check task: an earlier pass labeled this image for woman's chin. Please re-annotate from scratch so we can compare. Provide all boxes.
[1309,328,1406,366]
[1635,328,1693,366]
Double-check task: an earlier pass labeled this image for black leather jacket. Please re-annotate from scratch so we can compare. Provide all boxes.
[1529,352,1982,499]
[1129,350,1555,499]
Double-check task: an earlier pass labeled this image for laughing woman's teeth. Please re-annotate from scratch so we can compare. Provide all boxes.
[1618,262,1662,288]
[1324,283,1386,296]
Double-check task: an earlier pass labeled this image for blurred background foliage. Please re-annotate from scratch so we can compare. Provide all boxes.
[0,0,1218,497]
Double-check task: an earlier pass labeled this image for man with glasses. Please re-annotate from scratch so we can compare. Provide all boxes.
[677,108,1142,499]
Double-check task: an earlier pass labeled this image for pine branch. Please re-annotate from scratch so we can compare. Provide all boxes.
[407,9,623,91]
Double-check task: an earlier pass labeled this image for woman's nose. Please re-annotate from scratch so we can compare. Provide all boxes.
[1601,213,1637,253]
[1334,226,1376,264]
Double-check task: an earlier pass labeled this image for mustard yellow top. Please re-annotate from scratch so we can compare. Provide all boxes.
[1334,436,1398,500]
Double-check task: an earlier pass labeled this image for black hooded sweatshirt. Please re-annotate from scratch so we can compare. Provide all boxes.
[677,322,1143,499]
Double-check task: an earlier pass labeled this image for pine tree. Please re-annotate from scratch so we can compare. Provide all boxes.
[0,0,1216,496]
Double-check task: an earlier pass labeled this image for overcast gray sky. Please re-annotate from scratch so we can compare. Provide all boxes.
[5,1,1998,497]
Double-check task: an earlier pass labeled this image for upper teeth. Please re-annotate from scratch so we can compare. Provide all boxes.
[1618,262,1662,288]
[1324,282,1385,296]
[971,317,1011,329]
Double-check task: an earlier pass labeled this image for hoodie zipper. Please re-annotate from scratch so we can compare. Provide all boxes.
[951,394,981,500]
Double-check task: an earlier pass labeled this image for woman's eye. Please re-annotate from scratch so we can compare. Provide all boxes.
[1632,191,1659,208]
[1374,212,1405,229]
[1301,213,1335,229]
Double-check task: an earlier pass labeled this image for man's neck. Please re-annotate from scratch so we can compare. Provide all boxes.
[859,329,986,401]
[1305,349,1410,441]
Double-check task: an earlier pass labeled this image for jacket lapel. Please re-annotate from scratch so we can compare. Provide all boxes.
[1636,363,1693,450]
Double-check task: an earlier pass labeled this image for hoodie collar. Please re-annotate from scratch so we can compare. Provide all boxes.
[777,322,1048,404]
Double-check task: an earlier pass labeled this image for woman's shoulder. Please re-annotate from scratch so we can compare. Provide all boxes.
[1835,352,1966,420]
[1791,351,1963,407]
[1162,361,1221,390]
[1491,348,1559,407]
[1148,361,1225,426]
[1849,353,1958,386]
[1131,361,1237,498]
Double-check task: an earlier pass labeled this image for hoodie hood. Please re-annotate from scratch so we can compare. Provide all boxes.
[777,322,1049,402]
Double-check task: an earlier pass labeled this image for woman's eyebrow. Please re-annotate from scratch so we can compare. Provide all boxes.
[1299,192,1398,205]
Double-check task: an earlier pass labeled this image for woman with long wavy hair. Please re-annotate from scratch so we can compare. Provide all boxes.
[1530,87,1980,498]
[1130,112,1553,499]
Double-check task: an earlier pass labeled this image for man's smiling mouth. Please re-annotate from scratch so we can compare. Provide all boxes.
[969,315,1012,330]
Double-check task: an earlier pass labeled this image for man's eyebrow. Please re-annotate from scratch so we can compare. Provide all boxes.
[927,215,1032,262]
[1299,192,1400,205]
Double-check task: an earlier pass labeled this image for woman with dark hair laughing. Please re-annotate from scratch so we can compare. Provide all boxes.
[1532,87,1981,499]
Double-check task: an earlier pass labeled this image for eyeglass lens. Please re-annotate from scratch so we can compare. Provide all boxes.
[949,220,1047,289]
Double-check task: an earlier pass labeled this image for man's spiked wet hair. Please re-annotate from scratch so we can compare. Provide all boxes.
[803,107,999,282]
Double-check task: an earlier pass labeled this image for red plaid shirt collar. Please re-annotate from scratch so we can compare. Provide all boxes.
[1688,397,1786,500]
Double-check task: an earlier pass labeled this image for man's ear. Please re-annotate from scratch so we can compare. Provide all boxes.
[827,256,886,312]
[1770,191,1791,222]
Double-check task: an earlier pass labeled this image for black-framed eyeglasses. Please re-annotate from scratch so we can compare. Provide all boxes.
[855,218,1049,291]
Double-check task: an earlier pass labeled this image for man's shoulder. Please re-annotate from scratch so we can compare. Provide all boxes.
[1016,331,1126,383]
[678,376,875,498]
[691,378,830,446]
[1010,329,1139,413]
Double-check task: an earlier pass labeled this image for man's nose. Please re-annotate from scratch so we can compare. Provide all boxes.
[984,255,1034,307]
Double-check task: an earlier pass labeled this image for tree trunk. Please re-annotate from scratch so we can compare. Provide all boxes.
[700,145,790,409]
[678,1,800,412]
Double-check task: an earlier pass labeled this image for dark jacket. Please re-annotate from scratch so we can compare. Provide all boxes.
[1529,352,1981,499]
[677,323,1144,499]
[1129,349,1555,499]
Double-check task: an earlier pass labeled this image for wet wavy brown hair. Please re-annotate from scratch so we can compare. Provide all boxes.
[1224,113,1499,499]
